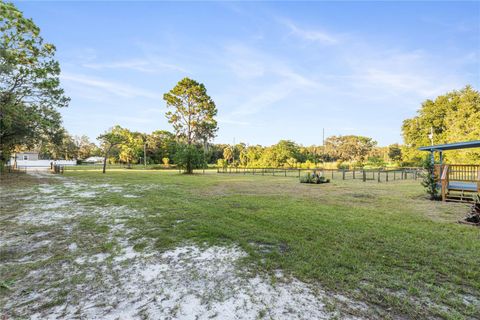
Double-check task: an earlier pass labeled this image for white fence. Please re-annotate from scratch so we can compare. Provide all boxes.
[14,160,77,168]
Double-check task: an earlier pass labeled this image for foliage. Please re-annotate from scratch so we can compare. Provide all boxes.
[324,135,377,162]
[217,158,227,168]
[402,86,480,164]
[223,146,233,164]
[164,77,218,145]
[145,130,176,164]
[299,172,330,184]
[117,129,143,166]
[173,143,205,174]
[0,3,69,165]
[97,126,127,173]
[74,135,101,160]
[164,78,217,173]
[421,157,439,200]
[388,144,402,162]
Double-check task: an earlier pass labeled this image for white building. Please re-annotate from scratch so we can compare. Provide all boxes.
[10,151,77,170]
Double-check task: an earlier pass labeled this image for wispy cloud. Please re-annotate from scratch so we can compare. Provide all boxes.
[343,49,465,99]
[83,58,187,74]
[220,44,329,119]
[280,19,339,45]
[61,73,161,100]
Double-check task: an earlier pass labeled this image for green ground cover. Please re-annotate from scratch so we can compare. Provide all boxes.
[1,170,479,319]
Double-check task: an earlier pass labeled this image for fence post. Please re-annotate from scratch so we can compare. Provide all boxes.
[342,169,345,180]
[362,170,366,182]
[377,170,381,183]
[394,171,396,180]
[386,171,389,182]
[353,168,356,179]
[298,169,301,178]
[331,170,334,180]
[284,169,287,177]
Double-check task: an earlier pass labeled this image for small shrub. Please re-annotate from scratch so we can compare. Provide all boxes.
[421,157,439,200]
[300,172,330,184]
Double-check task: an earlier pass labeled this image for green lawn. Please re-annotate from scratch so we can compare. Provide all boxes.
[1,170,479,319]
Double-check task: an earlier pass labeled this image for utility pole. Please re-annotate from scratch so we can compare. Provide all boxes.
[322,128,325,165]
[428,127,434,146]
[232,137,235,166]
[322,128,325,148]
[144,142,147,166]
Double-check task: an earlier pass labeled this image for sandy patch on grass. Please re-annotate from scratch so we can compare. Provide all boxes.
[1,172,369,320]
[25,244,366,320]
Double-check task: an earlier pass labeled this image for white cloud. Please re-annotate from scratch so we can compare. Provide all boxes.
[281,19,339,45]
[60,73,161,100]
[219,44,329,119]
[83,58,187,74]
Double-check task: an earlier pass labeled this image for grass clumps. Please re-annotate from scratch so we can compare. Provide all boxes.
[300,172,330,184]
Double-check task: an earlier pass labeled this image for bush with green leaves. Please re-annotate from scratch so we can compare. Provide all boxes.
[174,144,206,174]
[299,172,330,184]
[421,157,439,200]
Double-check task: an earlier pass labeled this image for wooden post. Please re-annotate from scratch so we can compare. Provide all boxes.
[362,170,366,182]
[477,167,480,193]
[386,171,389,182]
[285,169,287,177]
[378,170,381,183]
[353,168,356,179]
[331,170,334,180]
[298,169,301,178]
[441,165,449,201]
[342,169,345,180]
[394,171,396,180]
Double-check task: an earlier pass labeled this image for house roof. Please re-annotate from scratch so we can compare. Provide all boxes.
[418,140,480,152]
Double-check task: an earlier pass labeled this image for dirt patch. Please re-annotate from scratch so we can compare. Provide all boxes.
[1,172,370,319]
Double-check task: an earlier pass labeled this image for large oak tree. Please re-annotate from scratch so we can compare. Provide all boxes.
[0,3,69,166]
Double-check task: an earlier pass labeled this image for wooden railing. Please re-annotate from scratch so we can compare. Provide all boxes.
[448,164,480,182]
[435,164,480,201]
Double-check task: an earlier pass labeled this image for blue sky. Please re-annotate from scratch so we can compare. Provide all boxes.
[15,1,480,146]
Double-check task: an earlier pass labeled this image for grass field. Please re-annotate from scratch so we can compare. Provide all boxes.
[1,170,479,319]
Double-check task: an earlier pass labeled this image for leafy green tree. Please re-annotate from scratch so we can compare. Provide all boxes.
[421,157,439,200]
[145,130,176,164]
[37,129,77,160]
[174,144,205,173]
[164,77,218,145]
[324,135,377,163]
[117,129,143,167]
[74,135,100,160]
[388,144,402,162]
[0,3,69,167]
[223,146,233,164]
[402,86,479,164]
[164,78,218,173]
[98,126,126,173]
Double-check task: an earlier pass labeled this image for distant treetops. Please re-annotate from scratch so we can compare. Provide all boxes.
[402,86,480,164]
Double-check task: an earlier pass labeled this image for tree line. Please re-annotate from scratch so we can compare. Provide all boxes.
[47,129,404,170]
[1,2,478,173]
